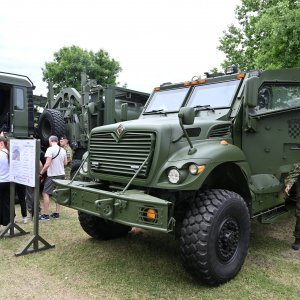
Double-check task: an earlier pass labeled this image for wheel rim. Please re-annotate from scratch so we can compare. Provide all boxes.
[217,217,240,262]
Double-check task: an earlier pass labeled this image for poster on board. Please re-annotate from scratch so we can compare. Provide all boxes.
[9,139,36,187]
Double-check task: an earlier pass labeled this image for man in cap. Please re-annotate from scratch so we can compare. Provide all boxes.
[59,136,73,180]
[39,135,67,220]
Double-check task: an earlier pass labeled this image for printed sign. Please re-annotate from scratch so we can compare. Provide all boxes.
[9,139,36,187]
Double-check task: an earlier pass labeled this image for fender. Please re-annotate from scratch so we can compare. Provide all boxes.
[153,140,251,191]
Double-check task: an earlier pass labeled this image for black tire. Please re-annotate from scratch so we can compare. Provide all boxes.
[38,109,66,146]
[180,189,250,285]
[78,211,132,240]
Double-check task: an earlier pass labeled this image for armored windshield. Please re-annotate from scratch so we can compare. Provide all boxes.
[144,87,189,113]
[187,80,240,108]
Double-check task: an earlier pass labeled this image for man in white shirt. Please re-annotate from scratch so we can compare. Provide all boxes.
[39,135,67,221]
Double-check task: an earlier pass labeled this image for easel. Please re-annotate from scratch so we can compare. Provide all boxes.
[0,139,55,255]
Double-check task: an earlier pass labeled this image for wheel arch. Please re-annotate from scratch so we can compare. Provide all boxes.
[201,162,252,207]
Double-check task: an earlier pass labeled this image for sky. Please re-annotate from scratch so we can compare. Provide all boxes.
[0,0,240,96]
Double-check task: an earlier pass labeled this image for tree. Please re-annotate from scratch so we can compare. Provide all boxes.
[42,46,122,91]
[218,0,300,71]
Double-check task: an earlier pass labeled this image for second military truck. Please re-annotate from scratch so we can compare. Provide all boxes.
[54,67,300,285]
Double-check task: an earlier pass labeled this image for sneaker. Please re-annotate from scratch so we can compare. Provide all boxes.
[23,217,28,224]
[39,214,50,221]
[50,213,60,219]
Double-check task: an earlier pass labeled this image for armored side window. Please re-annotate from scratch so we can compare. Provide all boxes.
[14,87,24,110]
[250,84,300,115]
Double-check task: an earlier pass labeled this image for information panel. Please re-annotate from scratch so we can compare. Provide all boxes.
[9,139,36,187]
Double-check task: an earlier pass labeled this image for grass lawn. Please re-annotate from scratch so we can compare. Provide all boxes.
[0,203,300,299]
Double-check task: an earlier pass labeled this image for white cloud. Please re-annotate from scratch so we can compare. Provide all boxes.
[0,0,240,95]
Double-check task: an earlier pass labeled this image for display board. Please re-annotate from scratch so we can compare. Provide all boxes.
[9,139,36,187]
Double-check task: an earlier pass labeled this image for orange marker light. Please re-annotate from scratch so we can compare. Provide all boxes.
[198,79,206,84]
[197,165,205,174]
[220,140,229,145]
[146,208,156,219]
[154,87,160,91]
[236,73,245,79]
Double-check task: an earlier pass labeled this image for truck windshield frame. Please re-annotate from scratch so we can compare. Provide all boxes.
[144,87,189,113]
[186,80,240,109]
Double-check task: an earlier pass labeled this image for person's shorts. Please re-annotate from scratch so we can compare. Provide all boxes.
[43,175,64,196]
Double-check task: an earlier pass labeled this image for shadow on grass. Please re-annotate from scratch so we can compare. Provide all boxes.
[62,230,206,289]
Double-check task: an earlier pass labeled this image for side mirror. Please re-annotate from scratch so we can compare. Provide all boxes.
[244,77,261,107]
[121,103,128,121]
[178,107,195,125]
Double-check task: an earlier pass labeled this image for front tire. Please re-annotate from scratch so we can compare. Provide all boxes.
[78,211,132,240]
[180,189,250,285]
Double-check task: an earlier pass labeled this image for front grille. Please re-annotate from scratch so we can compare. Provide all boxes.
[89,131,155,178]
[208,125,232,138]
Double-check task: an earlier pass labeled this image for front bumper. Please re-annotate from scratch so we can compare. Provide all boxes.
[53,179,174,233]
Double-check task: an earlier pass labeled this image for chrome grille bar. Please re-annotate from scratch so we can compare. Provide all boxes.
[89,132,155,178]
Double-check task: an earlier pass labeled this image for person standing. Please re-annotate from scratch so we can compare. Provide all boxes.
[59,136,73,180]
[16,183,28,223]
[0,136,10,226]
[39,135,67,221]
[285,163,300,250]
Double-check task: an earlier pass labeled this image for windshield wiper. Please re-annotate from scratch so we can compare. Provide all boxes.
[143,109,167,115]
[193,105,215,112]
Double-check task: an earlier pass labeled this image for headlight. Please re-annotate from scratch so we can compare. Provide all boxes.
[168,168,180,184]
[189,164,205,175]
[189,164,198,175]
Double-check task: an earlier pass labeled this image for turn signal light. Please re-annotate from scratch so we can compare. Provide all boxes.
[146,208,157,219]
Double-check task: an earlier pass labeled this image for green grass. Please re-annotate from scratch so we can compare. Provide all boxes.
[0,204,300,299]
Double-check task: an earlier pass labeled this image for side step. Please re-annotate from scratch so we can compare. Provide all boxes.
[257,206,289,224]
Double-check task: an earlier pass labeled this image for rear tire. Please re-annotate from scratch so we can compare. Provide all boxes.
[180,189,250,285]
[78,211,132,240]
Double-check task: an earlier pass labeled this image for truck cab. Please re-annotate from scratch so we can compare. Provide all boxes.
[0,72,35,137]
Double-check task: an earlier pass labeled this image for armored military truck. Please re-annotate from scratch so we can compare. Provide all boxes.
[53,67,300,285]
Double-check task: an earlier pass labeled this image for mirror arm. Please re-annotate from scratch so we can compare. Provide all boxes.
[178,115,197,155]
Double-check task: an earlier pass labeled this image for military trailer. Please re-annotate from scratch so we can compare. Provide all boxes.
[53,67,300,285]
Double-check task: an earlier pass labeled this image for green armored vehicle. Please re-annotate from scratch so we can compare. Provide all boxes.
[54,67,300,285]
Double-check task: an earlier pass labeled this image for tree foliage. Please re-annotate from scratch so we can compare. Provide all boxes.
[218,0,300,71]
[42,46,121,91]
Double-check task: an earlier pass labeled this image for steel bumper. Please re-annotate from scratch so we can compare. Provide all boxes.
[53,179,174,233]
